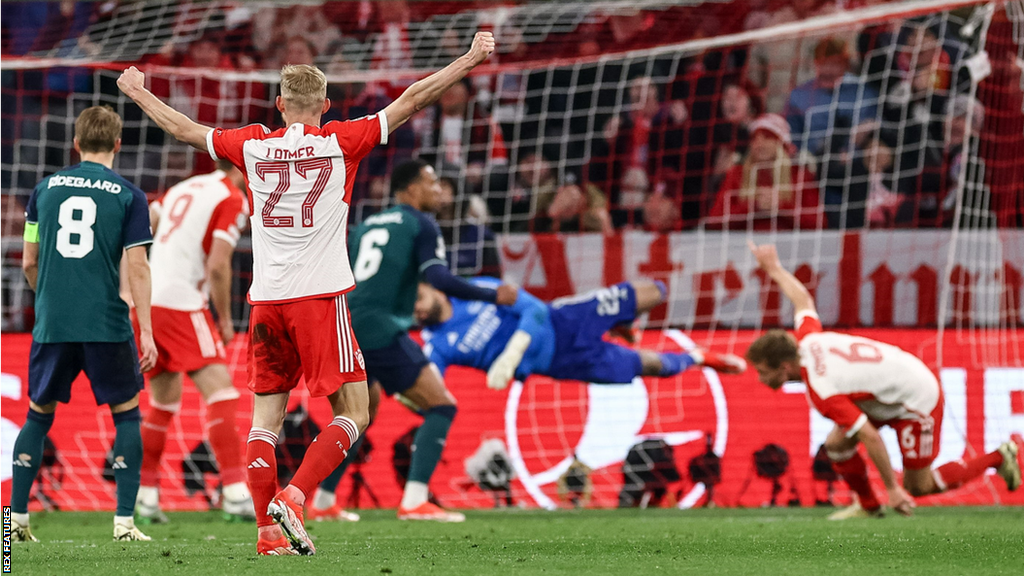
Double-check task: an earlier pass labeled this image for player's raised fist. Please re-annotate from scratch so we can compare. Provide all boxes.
[748,240,781,273]
[465,31,495,66]
[117,66,146,97]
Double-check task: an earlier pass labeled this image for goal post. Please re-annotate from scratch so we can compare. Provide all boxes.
[1,0,1021,511]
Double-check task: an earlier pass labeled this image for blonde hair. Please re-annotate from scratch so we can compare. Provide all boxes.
[739,140,795,205]
[75,106,122,153]
[279,64,327,112]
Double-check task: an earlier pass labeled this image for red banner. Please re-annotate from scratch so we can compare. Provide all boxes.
[2,330,1021,511]
[499,230,1024,329]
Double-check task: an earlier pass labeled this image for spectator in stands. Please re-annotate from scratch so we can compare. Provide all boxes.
[704,81,764,207]
[546,180,614,234]
[418,80,508,194]
[939,95,990,227]
[642,192,680,233]
[827,127,899,229]
[253,4,341,66]
[706,114,822,231]
[436,177,502,278]
[877,18,972,227]
[370,0,413,70]
[785,37,880,163]
[747,0,845,113]
[264,36,317,69]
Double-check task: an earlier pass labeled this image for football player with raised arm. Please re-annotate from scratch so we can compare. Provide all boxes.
[746,241,1021,519]
[10,106,157,543]
[118,31,497,555]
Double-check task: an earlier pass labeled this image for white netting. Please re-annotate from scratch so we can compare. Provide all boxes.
[2,0,1022,511]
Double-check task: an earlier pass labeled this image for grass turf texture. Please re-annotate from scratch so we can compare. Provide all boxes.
[10,507,1023,575]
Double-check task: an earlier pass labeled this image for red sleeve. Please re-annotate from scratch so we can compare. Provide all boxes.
[324,112,388,163]
[204,191,245,252]
[207,124,271,169]
[795,311,822,339]
[807,385,868,437]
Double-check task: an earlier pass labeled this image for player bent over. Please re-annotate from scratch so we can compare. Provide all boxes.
[133,161,254,523]
[10,106,158,543]
[416,278,747,388]
[119,32,497,554]
[746,242,1022,519]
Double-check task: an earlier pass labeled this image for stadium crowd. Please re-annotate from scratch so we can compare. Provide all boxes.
[2,0,1022,248]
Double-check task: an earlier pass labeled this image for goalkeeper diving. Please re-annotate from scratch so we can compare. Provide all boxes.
[415,278,747,388]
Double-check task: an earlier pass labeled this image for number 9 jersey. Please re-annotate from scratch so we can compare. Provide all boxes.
[24,160,152,343]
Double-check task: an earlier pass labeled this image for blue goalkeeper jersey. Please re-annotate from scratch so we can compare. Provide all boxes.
[421,277,554,379]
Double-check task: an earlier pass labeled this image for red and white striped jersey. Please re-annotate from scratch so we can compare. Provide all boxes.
[150,170,247,311]
[206,113,388,303]
[796,311,940,437]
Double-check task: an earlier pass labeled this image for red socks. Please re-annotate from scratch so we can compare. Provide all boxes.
[288,416,359,501]
[246,428,279,527]
[206,393,245,486]
[140,404,177,487]
[933,451,1004,492]
[830,450,882,511]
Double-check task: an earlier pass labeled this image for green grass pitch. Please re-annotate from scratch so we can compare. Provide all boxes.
[10,507,1024,575]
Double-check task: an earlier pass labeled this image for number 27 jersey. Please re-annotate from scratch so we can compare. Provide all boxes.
[207,112,389,303]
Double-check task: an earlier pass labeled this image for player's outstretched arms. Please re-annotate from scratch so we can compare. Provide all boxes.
[382,31,494,133]
[126,246,158,373]
[748,241,816,317]
[118,66,213,152]
[855,422,916,516]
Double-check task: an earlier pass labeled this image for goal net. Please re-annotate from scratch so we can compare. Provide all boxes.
[1,0,1021,512]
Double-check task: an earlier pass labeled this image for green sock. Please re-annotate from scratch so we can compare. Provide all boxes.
[407,406,456,484]
[10,410,55,514]
[112,408,143,517]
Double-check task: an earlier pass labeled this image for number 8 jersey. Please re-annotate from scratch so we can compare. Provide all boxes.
[795,310,941,437]
[207,113,388,303]
[24,160,152,343]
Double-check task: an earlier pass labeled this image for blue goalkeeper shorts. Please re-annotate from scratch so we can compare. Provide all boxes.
[543,282,643,384]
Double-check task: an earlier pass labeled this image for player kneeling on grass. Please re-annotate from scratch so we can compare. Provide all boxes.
[746,242,1022,519]
[132,161,254,524]
[10,106,157,543]
[415,278,747,390]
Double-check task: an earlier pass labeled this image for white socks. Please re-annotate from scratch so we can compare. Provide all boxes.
[313,488,337,510]
[222,482,250,502]
[400,481,429,510]
[114,515,135,528]
[12,512,29,526]
[136,486,159,507]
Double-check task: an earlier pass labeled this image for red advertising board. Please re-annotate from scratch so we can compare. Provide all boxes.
[2,329,1021,512]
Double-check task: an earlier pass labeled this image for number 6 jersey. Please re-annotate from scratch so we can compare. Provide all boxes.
[24,160,152,343]
[206,113,388,303]
[795,310,941,437]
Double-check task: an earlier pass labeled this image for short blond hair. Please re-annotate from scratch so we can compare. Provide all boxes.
[75,105,122,153]
[280,64,327,112]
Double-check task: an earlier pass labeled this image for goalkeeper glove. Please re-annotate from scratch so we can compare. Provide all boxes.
[486,331,532,390]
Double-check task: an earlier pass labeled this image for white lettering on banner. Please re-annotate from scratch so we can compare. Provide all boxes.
[984,368,1024,454]
[498,230,1024,327]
